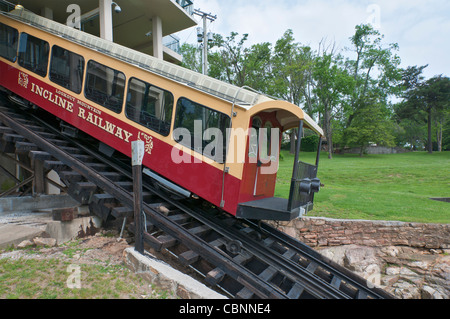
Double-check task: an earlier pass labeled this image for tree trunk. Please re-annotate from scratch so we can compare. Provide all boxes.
[427,107,433,154]
[290,129,297,154]
[437,118,443,152]
[324,109,333,159]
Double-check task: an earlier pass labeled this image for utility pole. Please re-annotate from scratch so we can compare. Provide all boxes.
[194,9,217,75]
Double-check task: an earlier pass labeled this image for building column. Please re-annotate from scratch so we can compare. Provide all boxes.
[99,0,113,41]
[152,16,163,59]
[41,7,53,20]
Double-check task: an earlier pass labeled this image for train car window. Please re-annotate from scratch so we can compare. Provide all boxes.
[248,117,262,159]
[18,33,49,77]
[0,22,19,62]
[50,45,85,94]
[85,60,125,114]
[260,122,273,159]
[174,97,230,163]
[125,77,174,137]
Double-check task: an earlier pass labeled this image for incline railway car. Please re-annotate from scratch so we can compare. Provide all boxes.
[0,7,324,221]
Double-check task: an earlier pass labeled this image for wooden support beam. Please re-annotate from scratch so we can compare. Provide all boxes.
[132,140,145,254]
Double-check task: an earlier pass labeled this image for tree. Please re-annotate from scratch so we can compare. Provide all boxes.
[271,30,315,153]
[179,26,411,158]
[399,75,450,153]
[271,30,314,108]
[208,32,274,94]
[312,40,353,158]
[343,24,402,150]
[208,32,250,86]
[345,95,395,156]
[393,115,427,150]
[394,65,428,150]
[180,43,202,73]
[418,75,450,153]
[443,118,450,151]
[400,65,428,91]
[346,25,401,100]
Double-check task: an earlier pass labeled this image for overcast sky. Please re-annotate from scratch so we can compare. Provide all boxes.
[177,0,449,80]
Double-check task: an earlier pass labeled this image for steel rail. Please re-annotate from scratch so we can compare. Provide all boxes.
[183,205,350,299]
[0,104,394,299]
[247,220,395,299]
[0,107,287,299]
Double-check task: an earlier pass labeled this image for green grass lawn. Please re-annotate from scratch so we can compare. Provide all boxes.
[275,151,450,224]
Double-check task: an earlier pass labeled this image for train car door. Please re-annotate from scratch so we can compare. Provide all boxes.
[248,116,279,197]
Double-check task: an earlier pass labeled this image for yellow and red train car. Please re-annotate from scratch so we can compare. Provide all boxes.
[0,8,324,221]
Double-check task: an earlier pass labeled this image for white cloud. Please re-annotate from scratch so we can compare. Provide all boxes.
[178,0,450,78]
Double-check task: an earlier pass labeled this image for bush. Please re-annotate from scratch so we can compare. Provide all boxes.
[281,135,319,153]
[300,135,320,152]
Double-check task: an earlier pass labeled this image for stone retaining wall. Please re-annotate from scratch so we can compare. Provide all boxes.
[270,217,450,249]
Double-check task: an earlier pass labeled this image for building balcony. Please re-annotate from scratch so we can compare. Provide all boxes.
[4,0,197,64]
[175,0,194,16]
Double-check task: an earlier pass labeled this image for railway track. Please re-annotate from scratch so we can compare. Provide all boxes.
[0,98,394,299]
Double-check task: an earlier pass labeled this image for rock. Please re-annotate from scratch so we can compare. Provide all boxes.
[422,285,448,299]
[399,267,418,277]
[316,244,450,299]
[33,237,57,247]
[17,240,34,249]
[430,249,442,255]
[392,280,421,299]
[386,267,401,276]
[344,246,381,273]
[381,246,399,257]
[317,245,349,265]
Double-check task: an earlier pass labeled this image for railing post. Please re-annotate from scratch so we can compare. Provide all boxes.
[287,120,304,211]
[32,159,45,195]
[131,140,145,254]
[316,137,323,168]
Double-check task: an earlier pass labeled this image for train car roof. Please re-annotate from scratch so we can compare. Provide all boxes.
[248,100,323,135]
[1,8,324,136]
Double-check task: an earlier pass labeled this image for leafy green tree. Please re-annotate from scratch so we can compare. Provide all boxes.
[443,118,450,151]
[419,75,450,153]
[179,25,417,158]
[345,95,395,156]
[271,30,314,108]
[208,32,250,86]
[312,42,353,158]
[399,74,450,153]
[271,30,316,153]
[343,24,402,151]
[393,110,427,150]
[394,65,428,149]
[208,32,274,94]
[180,43,202,73]
[345,24,401,106]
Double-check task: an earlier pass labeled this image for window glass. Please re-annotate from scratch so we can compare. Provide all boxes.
[0,22,19,62]
[249,117,261,159]
[50,45,85,94]
[85,60,125,113]
[18,33,49,77]
[126,77,174,136]
[261,121,273,159]
[174,97,230,163]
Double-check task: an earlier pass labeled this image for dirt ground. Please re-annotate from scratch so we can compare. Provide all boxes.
[1,231,130,264]
[0,230,177,299]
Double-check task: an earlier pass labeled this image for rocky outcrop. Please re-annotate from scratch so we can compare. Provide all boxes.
[270,217,450,299]
[317,245,450,299]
